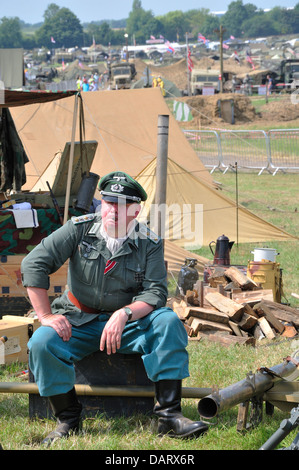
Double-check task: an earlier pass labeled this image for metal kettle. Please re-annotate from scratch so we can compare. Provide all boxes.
[209,234,234,265]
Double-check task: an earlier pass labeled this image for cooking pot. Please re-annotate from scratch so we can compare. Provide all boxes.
[251,248,279,262]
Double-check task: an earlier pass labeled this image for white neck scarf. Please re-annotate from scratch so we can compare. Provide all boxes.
[99,221,136,255]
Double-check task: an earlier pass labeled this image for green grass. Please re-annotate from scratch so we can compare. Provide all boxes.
[0,172,298,451]
[1,337,299,450]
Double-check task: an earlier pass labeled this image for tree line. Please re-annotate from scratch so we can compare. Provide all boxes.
[0,0,299,50]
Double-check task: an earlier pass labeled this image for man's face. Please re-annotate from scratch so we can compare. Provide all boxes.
[101,199,141,238]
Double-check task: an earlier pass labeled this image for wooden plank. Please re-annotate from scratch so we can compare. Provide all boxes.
[171,300,190,320]
[228,320,243,337]
[259,300,299,328]
[205,292,244,321]
[257,317,276,339]
[253,302,285,334]
[238,312,258,331]
[187,306,229,324]
[190,316,232,335]
[232,289,274,304]
[197,332,256,347]
[225,266,258,290]
[262,300,299,318]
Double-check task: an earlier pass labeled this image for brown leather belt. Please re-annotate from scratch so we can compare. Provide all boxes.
[68,291,101,314]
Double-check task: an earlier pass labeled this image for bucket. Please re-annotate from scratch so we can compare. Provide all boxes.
[75,172,100,212]
[251,248,279,262]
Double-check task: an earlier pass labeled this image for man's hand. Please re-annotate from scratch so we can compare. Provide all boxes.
[26,287,72,341]
[40,313,72,342]
[99,309,128,354]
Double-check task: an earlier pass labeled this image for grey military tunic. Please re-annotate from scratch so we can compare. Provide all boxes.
[21,213,168,325]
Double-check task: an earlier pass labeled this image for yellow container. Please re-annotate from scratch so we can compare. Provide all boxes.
[247,261,282,303]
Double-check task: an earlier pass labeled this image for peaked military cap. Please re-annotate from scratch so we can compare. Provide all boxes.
[98,171,147,203]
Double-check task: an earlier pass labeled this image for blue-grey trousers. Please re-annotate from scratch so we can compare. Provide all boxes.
[27,307,190,397]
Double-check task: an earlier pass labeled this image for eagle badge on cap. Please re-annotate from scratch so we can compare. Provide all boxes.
[111,183,124,193]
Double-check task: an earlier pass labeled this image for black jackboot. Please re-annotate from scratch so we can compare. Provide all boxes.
[42,387,82,446]
[154,380,208,438]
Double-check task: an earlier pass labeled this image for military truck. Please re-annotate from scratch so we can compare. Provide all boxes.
[280,59,299,91]
[108,62,137,90]
[190,69,221,95]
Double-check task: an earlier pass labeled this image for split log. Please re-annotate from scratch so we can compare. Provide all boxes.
[259,300,299,328]
[243,303,259,319]
[253,302,285,334]
[187,306,229,324]
[262,300,299,318]
[184,322,194,337]
[228,321,243,337]
[197,332,256,347]
[205,292,244,321]
[231,289,274,304]
[190,316,232,335]
[238,312,258,331]
[257,317,276,339]
[207,267,228,288]
[224,266,258,290]
[185,290,199,306]
[171,299,190,320]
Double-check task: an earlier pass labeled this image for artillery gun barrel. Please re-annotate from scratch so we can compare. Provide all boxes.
[198,355,299,419]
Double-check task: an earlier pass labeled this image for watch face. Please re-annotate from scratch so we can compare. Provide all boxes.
[124,307,132,319]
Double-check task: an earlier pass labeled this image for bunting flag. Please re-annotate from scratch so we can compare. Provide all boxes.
[173,101,193,122]
[166,41,175,53]
[187,46,194,72]
[197,33,207,44]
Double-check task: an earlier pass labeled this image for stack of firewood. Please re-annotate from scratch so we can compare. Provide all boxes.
[168,265,299,347]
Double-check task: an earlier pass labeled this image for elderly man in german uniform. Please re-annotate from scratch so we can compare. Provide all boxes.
[21,171,208,445]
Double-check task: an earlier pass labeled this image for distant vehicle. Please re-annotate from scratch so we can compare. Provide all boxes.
[190,69,221,95]
[275,59,299,92]
[108,62,137,90]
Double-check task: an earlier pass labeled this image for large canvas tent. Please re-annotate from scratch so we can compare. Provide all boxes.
[7,87,296,248]
[0,89,209,273]
[136,158,296,248]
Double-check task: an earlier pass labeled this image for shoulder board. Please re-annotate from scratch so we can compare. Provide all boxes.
[71,214,96,225]
[138,224,160,244]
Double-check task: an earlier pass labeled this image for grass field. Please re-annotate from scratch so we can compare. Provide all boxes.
[0,149,298,451]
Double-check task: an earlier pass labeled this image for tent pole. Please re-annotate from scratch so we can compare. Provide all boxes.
[155,114,169,244]
[63,93,79,224]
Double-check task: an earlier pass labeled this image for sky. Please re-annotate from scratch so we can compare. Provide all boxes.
[1,0,297,24]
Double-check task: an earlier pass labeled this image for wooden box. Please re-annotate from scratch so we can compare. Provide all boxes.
[0,315,40,364]
[29,351,154,419]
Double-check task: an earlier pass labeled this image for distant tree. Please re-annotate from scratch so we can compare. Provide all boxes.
[35,6,83,48]
[242,12,279,37]
[200,15,220,40]
[221,0,257,38]
[0,17,23,47]
[126,1,161,43]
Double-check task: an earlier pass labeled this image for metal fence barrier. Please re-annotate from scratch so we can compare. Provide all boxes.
[184,129,299,174]
[268,129,299,175]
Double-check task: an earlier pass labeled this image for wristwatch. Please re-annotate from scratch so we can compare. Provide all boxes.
[124,307,133,321]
